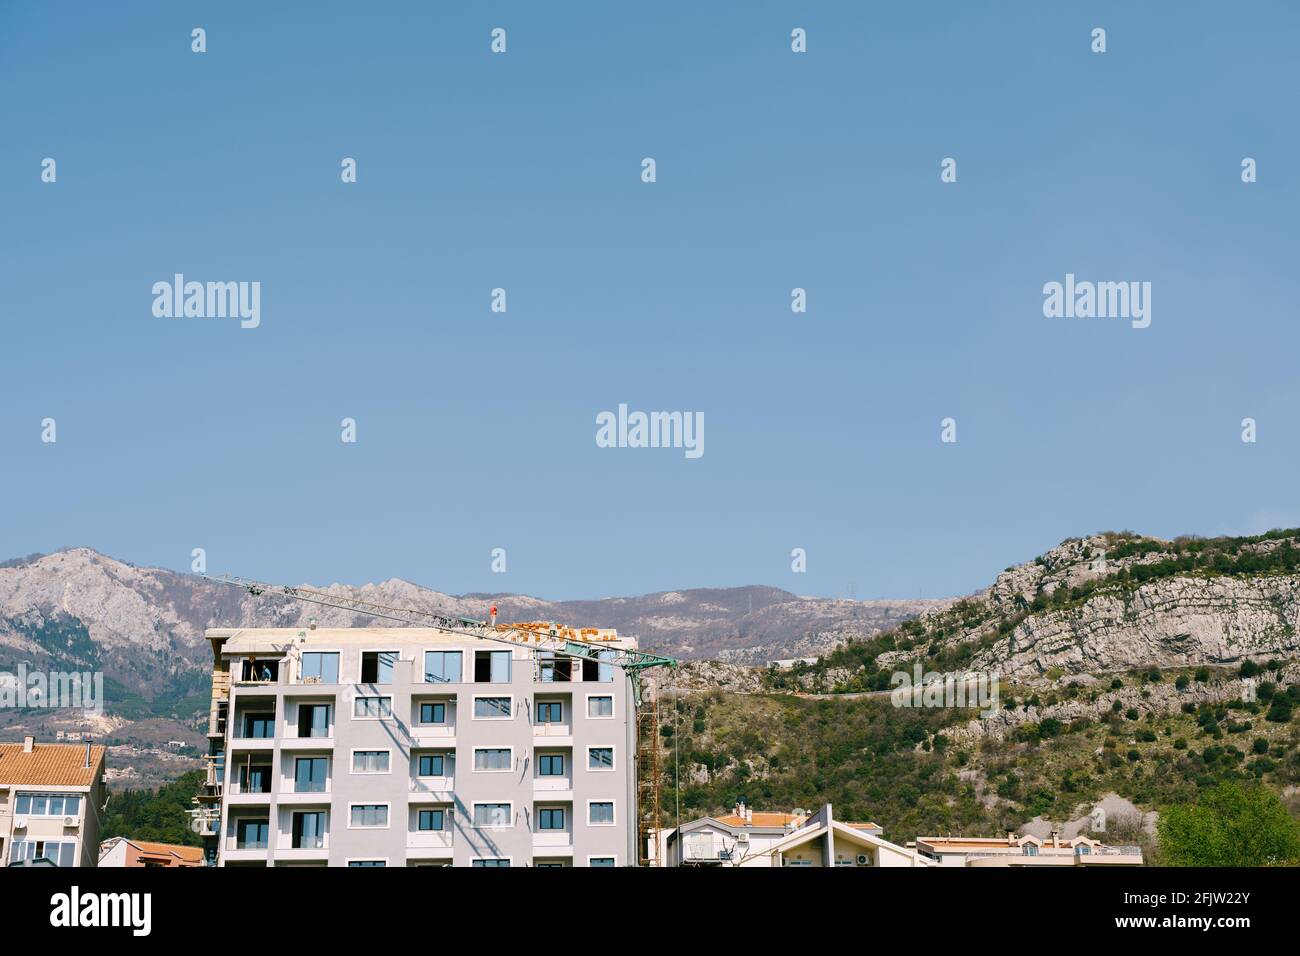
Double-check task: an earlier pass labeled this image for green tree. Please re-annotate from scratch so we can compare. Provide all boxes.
[101,770,204,846]
[1158,781,1300,866]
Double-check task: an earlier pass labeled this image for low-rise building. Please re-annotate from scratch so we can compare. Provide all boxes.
[0,737,107,867]
[912,831,1144,867]
[99,837,205,868]
[656,802,931,867]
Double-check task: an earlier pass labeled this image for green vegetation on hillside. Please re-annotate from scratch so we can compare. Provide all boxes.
[664,684,1300,854]
[102,770,204,846]
[1158,781,1300,866]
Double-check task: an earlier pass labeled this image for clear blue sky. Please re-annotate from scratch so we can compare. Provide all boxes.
[2,2,1297,600]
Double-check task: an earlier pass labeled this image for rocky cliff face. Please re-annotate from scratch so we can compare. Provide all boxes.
[973,575,1299,680]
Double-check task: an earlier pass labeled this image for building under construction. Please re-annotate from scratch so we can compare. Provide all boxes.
[191,582,675,866]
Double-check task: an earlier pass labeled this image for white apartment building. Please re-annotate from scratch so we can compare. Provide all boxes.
[199,626,639,867]
[0,737,107,867]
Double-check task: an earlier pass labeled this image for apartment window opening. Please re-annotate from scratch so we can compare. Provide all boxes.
[360,651,397,684]
[300,652,339,684]
[474,650,511,683]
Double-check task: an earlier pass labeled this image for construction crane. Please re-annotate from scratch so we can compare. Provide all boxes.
[202,572,679,865]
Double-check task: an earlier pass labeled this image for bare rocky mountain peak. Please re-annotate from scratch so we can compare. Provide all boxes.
[0,548,940,706]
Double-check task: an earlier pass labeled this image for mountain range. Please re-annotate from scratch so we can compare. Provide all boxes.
[0,548,943,715]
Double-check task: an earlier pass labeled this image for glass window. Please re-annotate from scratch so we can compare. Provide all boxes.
[237,819,270,849]
[589,802,614,825]
[537,652,572,683]
[473,804,511,828]
[424,651,462,684]
[15,793,82,817]
[300,652,339,684]
[239,765,271,793]
[419,701,446,724]
[589,857,616,867]
[474,748,511,771]
[298,703,330,737]
[292,811,326,849]
[538,754,565,776]
[353,696,392,718]
[472,859,510,867]
[418,809,445,832]
[474,697,511,719]
[350,805,389,828]
[537,701,563,723]
[589,747,614,770]
[348,860,386,867]
[475,650,511,683]
[242,713,275,738]
[360,651,397,683]
[294,757,328,793]
[582,650,615,683]
[538,808,565,830]
[418,754,445,776]
[8,841,76,867]
[587,696,614,718]
[352,750,390,773]
[1023,844,1038,856]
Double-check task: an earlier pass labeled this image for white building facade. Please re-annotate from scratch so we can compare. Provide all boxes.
[202,626,639,867]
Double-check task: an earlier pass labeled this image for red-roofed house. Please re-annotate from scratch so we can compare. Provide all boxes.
[0,737,107,867]
[99,837,205,868]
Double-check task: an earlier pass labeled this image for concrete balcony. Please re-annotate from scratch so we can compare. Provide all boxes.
[533,777,573,795]
[409,777,454,800]
[229,737,275,752]
[280,736,334,751]
[222,848,270,864]
[226,791,273,806]
[275,845,329,862]
[533,832,574,853]
[407,831,454,850]
[278,789,332,804]
[412,725,456,742]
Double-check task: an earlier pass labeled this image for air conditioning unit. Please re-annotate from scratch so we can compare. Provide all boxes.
[64,816,79,828]
[856,854,869,866]
[736,832,750,844]
[13,816,26,830]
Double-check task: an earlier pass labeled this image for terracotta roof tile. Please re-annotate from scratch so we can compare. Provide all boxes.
[131,841,204,863]
[0,743,105,788]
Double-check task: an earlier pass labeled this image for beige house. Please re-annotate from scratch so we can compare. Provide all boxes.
[657,803,932,867]
[99,837,205,868]
[0,737,107,867]
[912,831,1144,867]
